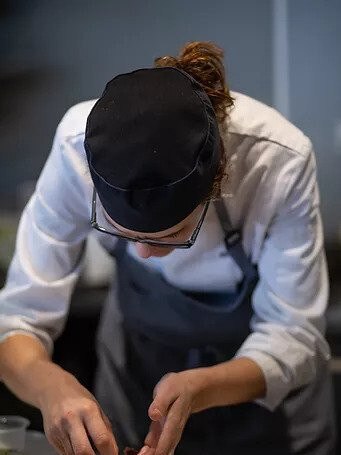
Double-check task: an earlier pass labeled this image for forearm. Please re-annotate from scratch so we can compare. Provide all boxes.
[0,333,69,409]
[191,356,266,413]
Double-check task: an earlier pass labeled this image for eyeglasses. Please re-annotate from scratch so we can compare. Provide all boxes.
[90,188,209,249]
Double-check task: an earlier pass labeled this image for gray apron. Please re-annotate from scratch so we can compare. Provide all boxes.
[94,200,336,454]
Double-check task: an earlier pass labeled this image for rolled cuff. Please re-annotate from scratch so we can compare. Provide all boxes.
[234,349,291,411]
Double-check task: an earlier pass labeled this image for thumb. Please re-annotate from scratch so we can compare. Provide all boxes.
[148,373,178,421]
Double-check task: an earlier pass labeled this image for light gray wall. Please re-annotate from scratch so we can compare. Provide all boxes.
[0,0,272,203]
[288,0,341,240]
[2,0,340,241]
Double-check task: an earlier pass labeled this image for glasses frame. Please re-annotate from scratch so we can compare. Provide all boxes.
[90,188,209,249]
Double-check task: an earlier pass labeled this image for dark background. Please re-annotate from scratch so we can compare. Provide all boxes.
[1,0,341,451]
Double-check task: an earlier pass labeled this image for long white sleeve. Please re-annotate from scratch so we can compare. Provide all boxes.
[0,110,92,355]
[235,147,330,410]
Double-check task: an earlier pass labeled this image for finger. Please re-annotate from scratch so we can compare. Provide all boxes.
[84,412,118,455]
[61,435,74,455]
[66,417,96,455]
[100,411,113,432]
[149,374,178,421]
[155,397,189,455]
[152,373,174,399]
[138,447,155,455]
[47,431,63,455]
[144,420,163,448]
[49,426,74,455]
[53,437,69,455]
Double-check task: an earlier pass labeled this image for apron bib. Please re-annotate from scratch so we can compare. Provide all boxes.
[94,200,335,454]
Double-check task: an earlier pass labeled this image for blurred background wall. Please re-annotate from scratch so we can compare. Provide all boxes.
[289,0,341,241]
[1,0,273,210]
[1,0,340,240]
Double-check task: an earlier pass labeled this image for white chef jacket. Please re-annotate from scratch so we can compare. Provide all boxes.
[0,91,330,412]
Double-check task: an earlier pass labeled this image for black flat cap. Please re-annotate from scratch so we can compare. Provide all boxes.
[84,67,220,232]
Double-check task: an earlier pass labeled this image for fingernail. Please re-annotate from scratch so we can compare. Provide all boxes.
[150,408,162,420]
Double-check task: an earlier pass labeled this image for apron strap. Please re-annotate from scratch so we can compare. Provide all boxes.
[213,199,257,280]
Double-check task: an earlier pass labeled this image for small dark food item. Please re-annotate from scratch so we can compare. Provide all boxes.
[124,448,139,455]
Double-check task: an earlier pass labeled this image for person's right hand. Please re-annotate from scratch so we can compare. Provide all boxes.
[38,368,118,455]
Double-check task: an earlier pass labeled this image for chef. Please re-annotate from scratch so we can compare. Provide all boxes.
[0,42,336,455]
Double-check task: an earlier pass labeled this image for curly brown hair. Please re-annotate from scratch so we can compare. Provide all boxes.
[154,41,234,200]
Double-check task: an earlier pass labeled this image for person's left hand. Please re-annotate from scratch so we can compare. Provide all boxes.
[137,370,203,455]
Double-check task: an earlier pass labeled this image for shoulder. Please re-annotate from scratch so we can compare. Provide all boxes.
[56,99,98,141]
[226,91,312,160]
[219,93,318,233]
[46,100,98,190]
